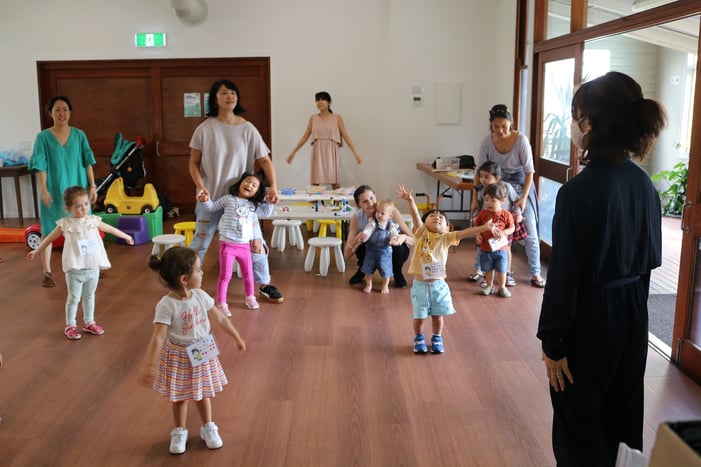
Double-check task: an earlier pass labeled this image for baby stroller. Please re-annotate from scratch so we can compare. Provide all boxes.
[95,133,146,210]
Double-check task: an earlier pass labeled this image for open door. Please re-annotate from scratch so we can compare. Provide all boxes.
[675,46,701,383]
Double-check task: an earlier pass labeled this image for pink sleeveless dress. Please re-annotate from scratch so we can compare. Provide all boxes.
[310,114,342,184]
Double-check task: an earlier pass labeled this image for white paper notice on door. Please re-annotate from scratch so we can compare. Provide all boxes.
[184,92,201,117]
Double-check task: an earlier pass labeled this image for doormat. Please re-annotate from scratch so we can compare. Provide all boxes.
[648,294,675,348]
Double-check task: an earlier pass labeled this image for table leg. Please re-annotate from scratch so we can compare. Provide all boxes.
[30,172,38,219]
[13,174,23,223]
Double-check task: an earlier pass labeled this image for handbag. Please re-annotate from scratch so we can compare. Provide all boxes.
[458,155,476,169]
[512,220,528,241]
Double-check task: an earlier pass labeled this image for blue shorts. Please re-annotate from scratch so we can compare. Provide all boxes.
[410,279,455,319]
[479,249,508,274]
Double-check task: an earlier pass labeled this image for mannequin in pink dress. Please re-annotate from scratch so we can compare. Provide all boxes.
[287,91,362,190]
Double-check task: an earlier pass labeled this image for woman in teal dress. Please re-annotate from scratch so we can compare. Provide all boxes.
[29,96,97,287]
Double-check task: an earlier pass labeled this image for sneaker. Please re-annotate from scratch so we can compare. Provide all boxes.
[245,296,260,310]
[82,321,105,335]
[413,334,428,354]
[393,273,407,289]
[259,285,284,303]
[497,287,512,298]
[64,325,82,340]
[349,269,364,286]
[479,280,489,289]
[467,271,484,282]
[506,272,517,287]
[169,427,188,454]
[480,286,493,296]
[431,335,444,354]
[200,421,223,449]
[42,272,56,288]
[217,302,232,317]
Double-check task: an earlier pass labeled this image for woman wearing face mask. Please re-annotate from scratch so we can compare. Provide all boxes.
[476,104,545,288]
[537,71,666,466]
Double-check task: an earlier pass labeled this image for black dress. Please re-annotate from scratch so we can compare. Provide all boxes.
[537,158,661,467]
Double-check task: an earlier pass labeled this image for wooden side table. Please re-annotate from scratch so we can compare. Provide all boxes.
[0,165,38,224]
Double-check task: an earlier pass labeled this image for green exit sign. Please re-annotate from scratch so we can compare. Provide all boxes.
[135,33,166,48]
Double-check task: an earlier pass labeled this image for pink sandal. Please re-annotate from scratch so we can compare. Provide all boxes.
[64,325,82,340]
[82,322,105,335]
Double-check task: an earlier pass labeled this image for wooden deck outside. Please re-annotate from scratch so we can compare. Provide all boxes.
[649,215,682,296]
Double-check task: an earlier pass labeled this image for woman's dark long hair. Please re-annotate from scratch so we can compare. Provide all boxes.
[206,79,246,117]
[572,71,667,162]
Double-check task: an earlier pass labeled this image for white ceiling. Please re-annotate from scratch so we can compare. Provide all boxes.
[549,0,699,54]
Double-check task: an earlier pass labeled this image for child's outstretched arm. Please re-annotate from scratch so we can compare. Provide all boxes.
[140,323,168,387]
[392,209,416,246]
[209,306,246,353]
[455,219,494,242]
[98,222,135,245]
[396,185,422,230]
[25,226,64,261]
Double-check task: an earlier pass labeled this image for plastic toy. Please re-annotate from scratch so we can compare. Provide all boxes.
[25,224,63,249]
[103,177,159,215]
[0,227,27,244]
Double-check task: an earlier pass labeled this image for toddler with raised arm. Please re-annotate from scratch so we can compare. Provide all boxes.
[397,185,492,354]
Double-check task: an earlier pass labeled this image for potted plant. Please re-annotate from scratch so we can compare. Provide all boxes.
[651,161,688,216]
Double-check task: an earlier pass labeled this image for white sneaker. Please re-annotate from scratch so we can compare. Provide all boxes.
[498,287,512,298]
[169,427,188,454]
[217,302,232,317]
[245,296,260,310]
[200,421,223,449]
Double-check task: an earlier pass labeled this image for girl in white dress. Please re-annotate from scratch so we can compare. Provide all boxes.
[26,186,134,340]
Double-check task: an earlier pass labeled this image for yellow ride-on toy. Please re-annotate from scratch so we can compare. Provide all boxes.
[103,177,159,215]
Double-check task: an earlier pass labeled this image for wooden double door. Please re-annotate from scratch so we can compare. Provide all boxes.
[37,57,271,214]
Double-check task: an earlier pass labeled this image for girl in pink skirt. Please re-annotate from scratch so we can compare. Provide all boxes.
[141,247,246,455]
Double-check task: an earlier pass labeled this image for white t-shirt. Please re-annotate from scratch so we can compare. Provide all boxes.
[56,215,111,272]
[477,132,535,175]
[189,118,271,200]
[153,289,215,344]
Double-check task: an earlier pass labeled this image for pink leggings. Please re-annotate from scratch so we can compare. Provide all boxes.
[217,241,254,304]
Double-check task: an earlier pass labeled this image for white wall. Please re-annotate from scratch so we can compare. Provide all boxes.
[0,0,513,216]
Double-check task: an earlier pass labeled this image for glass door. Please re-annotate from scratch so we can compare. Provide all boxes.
[532,45,581,253]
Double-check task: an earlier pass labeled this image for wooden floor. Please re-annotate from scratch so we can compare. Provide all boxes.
[0,217,700,467]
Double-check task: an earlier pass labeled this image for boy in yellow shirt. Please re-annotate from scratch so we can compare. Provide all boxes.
[397,185,493,354]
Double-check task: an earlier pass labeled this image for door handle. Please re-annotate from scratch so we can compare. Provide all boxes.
[155,141,160,157]
[681,200,692,233]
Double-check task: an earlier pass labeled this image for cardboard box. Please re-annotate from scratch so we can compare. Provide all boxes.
[649,421,701,467]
